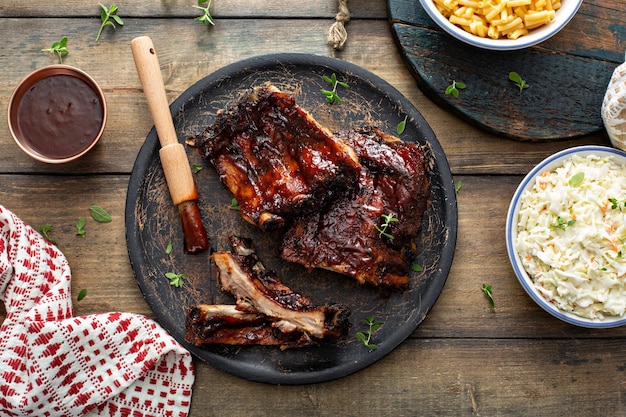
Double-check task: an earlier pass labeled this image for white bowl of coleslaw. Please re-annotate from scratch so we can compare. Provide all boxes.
[506,146,626,328]
[419,0,583,51]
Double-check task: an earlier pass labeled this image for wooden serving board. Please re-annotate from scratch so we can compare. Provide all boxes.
[388,0,626,141]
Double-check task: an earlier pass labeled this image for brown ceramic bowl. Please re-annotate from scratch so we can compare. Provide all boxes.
[8,65,107,163]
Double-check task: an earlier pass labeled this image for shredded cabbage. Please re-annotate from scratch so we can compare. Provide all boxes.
[516,154,626,319]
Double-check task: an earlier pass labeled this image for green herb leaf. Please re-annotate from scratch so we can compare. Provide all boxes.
[411,264,423,272]
[77,288,88,302]
[375,212,399,240]
[509,71,529,93]
[445,80,466,98]
[166,241,173,254]
[192,164,203,173]
[609,197,626,210]
[41,37,69,63]
[550,216,576,230]
[321,73,349,104]
[482,283,495,309]
[39,224,56,244]
[75,216,86,237]
[89,205,112,223]
[229,198,240,210]
[165,272,186,288]
[455,180,462,194]
[355,315,383,350]
[96,3,124,42]
[568,172,584,187]
[397,115,408,135]
[194,0,215,25]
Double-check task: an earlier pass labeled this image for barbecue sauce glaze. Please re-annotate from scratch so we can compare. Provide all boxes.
[17,74,104,159]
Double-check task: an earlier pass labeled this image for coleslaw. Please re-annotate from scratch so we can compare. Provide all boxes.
[516,154,626,319]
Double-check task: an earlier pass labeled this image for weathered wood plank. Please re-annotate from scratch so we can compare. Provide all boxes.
[0,176,151,319]
[0,18,611,176]
[189,338,626,416]
[0,0,386,19]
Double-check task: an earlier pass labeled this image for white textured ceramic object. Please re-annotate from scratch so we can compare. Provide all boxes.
[602,56,626,150]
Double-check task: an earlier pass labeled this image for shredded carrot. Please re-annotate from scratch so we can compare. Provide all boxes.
[604,238,619,252]
[600,200,610,214]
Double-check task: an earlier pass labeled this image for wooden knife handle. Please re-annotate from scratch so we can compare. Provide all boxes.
[131,36,208,253]
[131,36,196,206]
[130,36,178,148]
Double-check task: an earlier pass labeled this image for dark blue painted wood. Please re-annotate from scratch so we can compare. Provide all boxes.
[388,0,626,140]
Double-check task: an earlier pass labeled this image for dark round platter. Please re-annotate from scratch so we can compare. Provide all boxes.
[125,53,457,385]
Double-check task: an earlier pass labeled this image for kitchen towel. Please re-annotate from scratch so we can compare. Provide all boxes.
[0,205,194,417]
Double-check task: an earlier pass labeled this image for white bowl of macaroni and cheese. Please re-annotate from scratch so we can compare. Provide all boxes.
[506,146,626,328]
[419,0,583,51]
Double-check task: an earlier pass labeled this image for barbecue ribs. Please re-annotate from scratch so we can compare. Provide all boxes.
[185,236,351,349]
[190,84,361,231]
[190,84,431,290]
[280,127,430,289]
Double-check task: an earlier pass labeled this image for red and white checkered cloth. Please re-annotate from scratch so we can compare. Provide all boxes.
[0,205,195,417]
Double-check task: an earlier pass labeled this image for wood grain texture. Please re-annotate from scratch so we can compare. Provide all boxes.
[2,173,626,414]
[0,18,611,176]
[1,0,625,415]
[0,0,386,18]
[389,0,626,140]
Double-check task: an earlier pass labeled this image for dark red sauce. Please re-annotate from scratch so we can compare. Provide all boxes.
[17,74,104,159]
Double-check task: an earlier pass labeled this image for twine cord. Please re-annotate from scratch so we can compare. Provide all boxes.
[327,0,350,50]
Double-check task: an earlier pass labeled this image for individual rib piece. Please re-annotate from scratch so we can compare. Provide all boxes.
[185,236,351,349]
[185,304,318,349]
[191,84,361,231]
[280,127,430,289]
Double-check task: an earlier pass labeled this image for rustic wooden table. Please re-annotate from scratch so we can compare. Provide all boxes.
[1,1,625,416]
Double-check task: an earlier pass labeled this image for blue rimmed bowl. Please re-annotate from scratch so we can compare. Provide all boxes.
[506,146,626,328]
[418,0,583,51]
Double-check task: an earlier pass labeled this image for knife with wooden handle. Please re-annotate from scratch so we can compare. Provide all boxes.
[131,36,208,254]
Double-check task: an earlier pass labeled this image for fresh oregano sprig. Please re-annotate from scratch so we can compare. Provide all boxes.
[445,80,466,98]
[77,288,88,302]
[509,71,529,93]
[321,73,349,104]
[75,217,87,237]
[550,216,576,231]
[356,315,383,350]
[482,284,495,309]
[397,115,408,135]
[194,0,215,25]
[568,172,584,187]
[165,272,186,288]
[229,198,240,210]
[41,37,69,64]
[609,197,626,210]
[89,205,112,223]
[39,224,56,244]
[96,3,124,42]
[375,213,399,240]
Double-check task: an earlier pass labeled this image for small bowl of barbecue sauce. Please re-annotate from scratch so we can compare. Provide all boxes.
[8,65,107,163]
